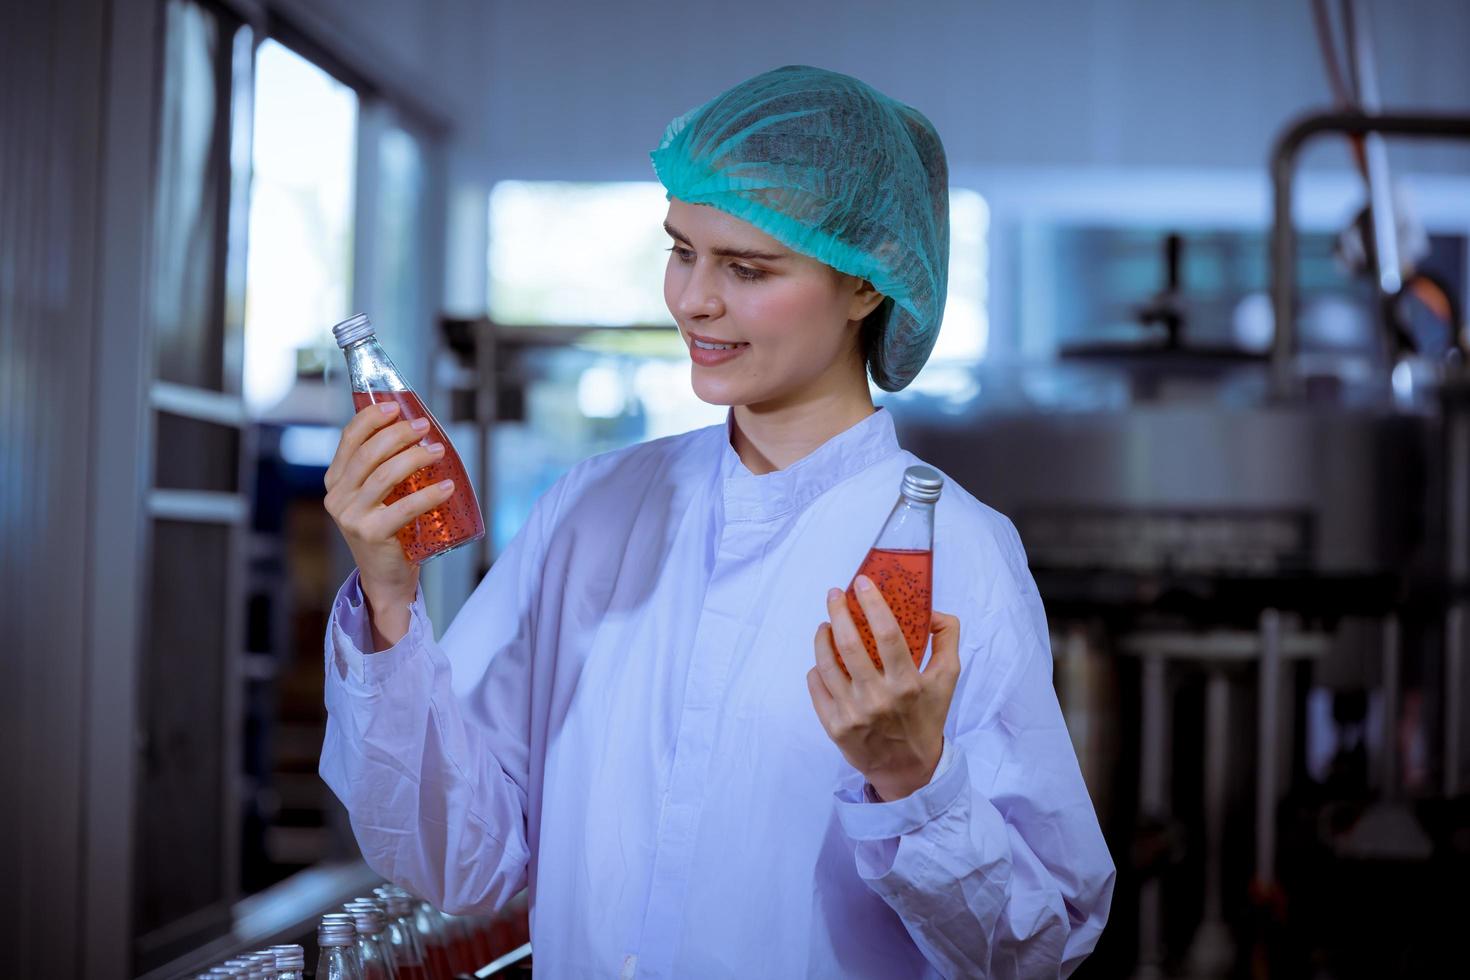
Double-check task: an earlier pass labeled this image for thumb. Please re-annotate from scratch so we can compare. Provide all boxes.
[923,610,962,683]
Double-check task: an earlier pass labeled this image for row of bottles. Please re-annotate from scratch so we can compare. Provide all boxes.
[191,944,305,979]
[315,884,504,979]
[192,882,522,979]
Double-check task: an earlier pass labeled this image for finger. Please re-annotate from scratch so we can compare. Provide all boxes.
[326,400,399,490]
[813,622,854,696]
[924,610,963,688]
[806,667,840,734]
[364,478,457,540]
[357,441,446,509]
[851,574,920,681]
[828,587,880,683]
[342,417,431,494]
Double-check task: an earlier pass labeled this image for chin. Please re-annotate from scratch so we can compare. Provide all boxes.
[689,374,748,407]
[692,376,804,415]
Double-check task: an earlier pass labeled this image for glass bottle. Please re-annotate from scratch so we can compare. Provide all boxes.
[440,910,480,973]
[344,902,399,980]
[318,913,366,980]
[332,313,485,564]
[369,889,430,980]
[246,951,277,979]
[409,898,456,980]
[266,944,306,980]
[468,912,499,966]
[842,465,943,674]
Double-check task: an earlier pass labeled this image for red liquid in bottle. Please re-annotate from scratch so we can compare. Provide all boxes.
[460,933,485,971]
[351,389,485,564]
[843,547,933,674]
[425,943,453,980]
[394,964,429,980]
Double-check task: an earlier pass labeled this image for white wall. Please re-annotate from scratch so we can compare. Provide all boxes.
[279,0,1470,315]
[464,0,1470,181]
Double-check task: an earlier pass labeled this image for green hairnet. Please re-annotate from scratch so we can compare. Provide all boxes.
[649,65,949,392]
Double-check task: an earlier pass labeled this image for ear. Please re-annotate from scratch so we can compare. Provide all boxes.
[846,277,886,323]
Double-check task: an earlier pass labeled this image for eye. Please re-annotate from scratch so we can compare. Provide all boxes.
[730,265,765,281]
[666,245,695,263]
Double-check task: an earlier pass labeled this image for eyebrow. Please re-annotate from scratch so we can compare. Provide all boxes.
[663,221,789,261]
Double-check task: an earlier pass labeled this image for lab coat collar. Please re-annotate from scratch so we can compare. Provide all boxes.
[718,406,900,523]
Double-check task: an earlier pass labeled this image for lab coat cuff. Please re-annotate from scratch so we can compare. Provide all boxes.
[834,739,968,841]
[328,568,429,687]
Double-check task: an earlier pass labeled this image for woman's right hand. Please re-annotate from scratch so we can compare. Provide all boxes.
[323,401,455,637]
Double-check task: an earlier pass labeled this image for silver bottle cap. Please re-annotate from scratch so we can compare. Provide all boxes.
[331,313,375,349]
[318,912,357,946]
[901,465,944,503]
[268,944,306,970]
[373,885,413,916]
[344,902,386,935]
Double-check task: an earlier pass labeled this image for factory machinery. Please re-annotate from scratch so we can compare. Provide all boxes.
[899,100,1470,980]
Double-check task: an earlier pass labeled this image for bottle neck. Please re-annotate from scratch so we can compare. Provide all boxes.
[872,492,936,552]
[341,335,410,394]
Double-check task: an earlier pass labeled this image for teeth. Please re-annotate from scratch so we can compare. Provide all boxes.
[694,339,745,350]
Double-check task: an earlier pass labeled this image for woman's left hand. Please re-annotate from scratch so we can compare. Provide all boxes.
[807,575,963,802]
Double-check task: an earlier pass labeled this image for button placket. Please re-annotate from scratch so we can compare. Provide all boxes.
[631,519,768,978]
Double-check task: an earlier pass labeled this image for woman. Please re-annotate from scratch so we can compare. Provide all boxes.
[321,66,1113,978]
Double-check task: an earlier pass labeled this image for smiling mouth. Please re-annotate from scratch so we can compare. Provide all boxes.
[688,331,749,351]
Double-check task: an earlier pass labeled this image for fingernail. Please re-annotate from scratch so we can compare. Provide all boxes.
[378,402,398,414]
[427,442,445,455]
[410,417,430,431]
[438,479,454,491]
[855,575,873,592]
[828,587,842,601]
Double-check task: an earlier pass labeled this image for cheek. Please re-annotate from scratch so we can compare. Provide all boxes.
[663,260,681,311]
[737,281,843,346]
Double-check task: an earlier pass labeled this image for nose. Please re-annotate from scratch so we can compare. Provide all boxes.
[673,259,724,321]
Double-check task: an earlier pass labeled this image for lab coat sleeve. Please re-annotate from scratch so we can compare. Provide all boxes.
[318,483,561,916]
[832,585,1116,979]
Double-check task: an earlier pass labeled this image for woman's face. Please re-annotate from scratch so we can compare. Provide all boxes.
[662,198,883,411]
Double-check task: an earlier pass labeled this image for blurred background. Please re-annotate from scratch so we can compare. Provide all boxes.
[2,0,1469,977]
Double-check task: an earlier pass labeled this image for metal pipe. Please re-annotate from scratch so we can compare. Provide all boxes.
[1447,395,1470,795]
[1344,0,1402,298]
[1268,111,1470,398]
[1134,653,1168,980]
[1446,606,1464,796]
[1256,610,1283,887]
[1187,669,1234,977]
[1381,615,1400,799]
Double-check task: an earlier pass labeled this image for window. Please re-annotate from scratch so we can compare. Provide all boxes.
[489,181,676,327]
[242,39,358,417]
[142,10,450,969]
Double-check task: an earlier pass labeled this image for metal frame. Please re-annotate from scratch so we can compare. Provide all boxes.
[81,0,164,975]
[136,0,458,974]
[1268,109,1470,397]
[208,0,452,138]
